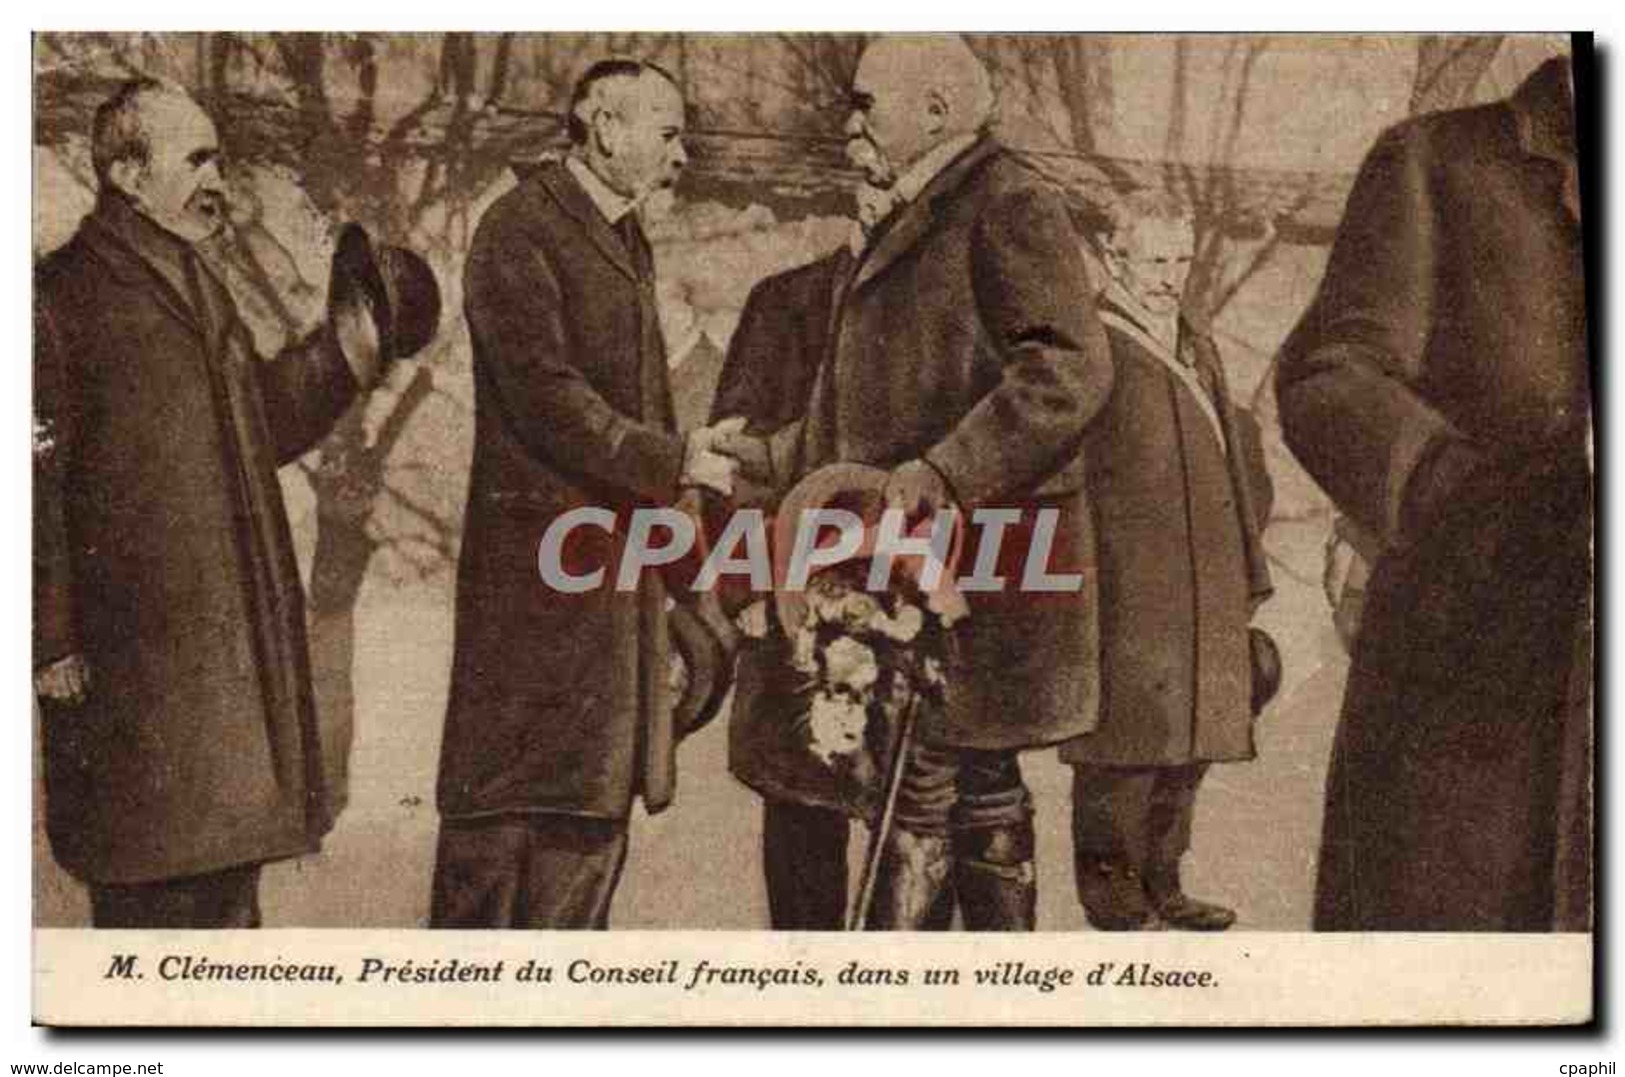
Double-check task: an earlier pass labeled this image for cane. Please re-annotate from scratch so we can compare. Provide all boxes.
[846,689,921,931]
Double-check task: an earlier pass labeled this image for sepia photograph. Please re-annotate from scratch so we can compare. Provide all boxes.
[25,27,1593,1027]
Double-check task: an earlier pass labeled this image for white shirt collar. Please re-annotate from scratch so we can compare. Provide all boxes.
[1099,273,1181,358]
[565,154,637,225]
[892,133,980,205]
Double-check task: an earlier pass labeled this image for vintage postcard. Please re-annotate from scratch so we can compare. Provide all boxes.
[29,31,1592,1026]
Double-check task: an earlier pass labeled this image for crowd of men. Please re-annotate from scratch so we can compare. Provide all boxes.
[34,37,1589,933]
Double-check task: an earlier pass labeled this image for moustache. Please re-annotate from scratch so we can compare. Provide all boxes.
[189,190,228,220]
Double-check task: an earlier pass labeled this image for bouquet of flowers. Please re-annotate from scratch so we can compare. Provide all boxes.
[739,556,962,822]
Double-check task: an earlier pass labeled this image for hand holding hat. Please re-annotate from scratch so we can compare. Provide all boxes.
[329,223,443,387]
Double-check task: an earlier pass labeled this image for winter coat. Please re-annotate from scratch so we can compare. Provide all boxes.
[1276,58,1592,930]
[34,193,357,884]
[439,160,686,821]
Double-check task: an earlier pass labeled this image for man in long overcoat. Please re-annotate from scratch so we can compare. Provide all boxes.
[721,36,1112,930]
[1276,56,1591,931]
[434,60,737,928]
[1060,195,1275,931]
[33,79,391,927]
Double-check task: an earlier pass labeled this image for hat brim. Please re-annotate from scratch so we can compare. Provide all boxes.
[330,223,395,361]
[771,463,889,639]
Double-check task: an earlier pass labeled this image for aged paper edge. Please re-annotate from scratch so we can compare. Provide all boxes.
[34,929,1591,1027]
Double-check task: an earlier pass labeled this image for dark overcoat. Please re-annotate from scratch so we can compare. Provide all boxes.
[1276,59,1592,930]
[34,193,357,885]
[439,160,686,821]
[1059,304,1274,767]
[773,137,1114,752]
[712,248,855,809]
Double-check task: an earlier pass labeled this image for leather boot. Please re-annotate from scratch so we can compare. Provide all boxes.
[954,822,1037,931]
[1145,864,1236,931]
[1075,855,1167,931]
[865,828,954,931]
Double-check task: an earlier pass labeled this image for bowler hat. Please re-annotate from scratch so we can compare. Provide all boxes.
[329,223,442,361]
[1249,626,1282,717]
[772,462,966,639]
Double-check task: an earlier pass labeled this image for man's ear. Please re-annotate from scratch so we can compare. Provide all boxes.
[107,158,144,199]
[590,107,621,158]
[924,89,950,136]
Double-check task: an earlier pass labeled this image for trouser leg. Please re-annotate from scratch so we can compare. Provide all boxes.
[1142,764,1234,930]
[761,798,850,930]
[518,815,629,929]
[430,813,629,929]
[1143,763,1208,898]
[1070,765,1161,929]
[90,863,263,929]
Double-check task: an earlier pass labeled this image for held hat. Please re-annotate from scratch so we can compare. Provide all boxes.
[329,223,442,361]
[771,462,966,640]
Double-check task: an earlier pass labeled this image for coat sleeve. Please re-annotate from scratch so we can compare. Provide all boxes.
[710,274,803,433]
[923,181,1114,506]
[1275,121,1474,548]
[253,319,362,465]
[465,214,685,504]
[33,285,80,667]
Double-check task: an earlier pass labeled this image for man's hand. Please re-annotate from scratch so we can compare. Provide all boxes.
[335,294,384,389]
[36,653,89,706]
[883,458,953,521]
[712,417,774,485]
[682,417,747,497]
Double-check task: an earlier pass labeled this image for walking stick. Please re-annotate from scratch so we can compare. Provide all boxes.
[846,689,921,931]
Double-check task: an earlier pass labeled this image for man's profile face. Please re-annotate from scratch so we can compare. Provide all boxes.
[595,73,688,202]
[1106,216,1195,319]
[116,93,227,244]
[844,47,933,186]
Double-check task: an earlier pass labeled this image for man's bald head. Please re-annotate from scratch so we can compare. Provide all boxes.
[845,35,994,183]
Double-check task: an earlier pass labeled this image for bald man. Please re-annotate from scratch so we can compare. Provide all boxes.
[720,36,1113,930]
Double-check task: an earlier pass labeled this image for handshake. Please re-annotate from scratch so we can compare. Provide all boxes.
[682,418,955,521]
[679,416,774,497]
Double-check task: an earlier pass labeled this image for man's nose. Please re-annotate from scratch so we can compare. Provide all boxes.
[669,139,688,168]
[844,111,865,138]
[199,161,225,190]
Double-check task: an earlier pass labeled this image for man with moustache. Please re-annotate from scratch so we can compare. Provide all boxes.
[719,36,1111,930]
[33,78,410,927]
[434,59,740,929]
[1061,193,1276,931]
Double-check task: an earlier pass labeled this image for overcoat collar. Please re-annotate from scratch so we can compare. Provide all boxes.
[1510,57,1579,221]
[851,133,1001,292]
[522,158,640,283]
[77,191,231,345]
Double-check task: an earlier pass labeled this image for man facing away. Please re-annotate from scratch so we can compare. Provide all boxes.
[433,59,740,929]
[33,79,396,927]
[1060,193,1275,931]
[1276,56,1590,931]
[719,35,1112,930]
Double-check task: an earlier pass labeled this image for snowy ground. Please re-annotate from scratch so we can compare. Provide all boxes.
[35,547,1348,930]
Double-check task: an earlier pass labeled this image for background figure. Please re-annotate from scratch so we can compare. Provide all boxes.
[712,244,854,930]
[720,35,1112,931]
[712,185,911,929]
[433,59,739,929]
[1276,56,1591,931]
[1060,194,1276,931]
[32,79,411,927]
